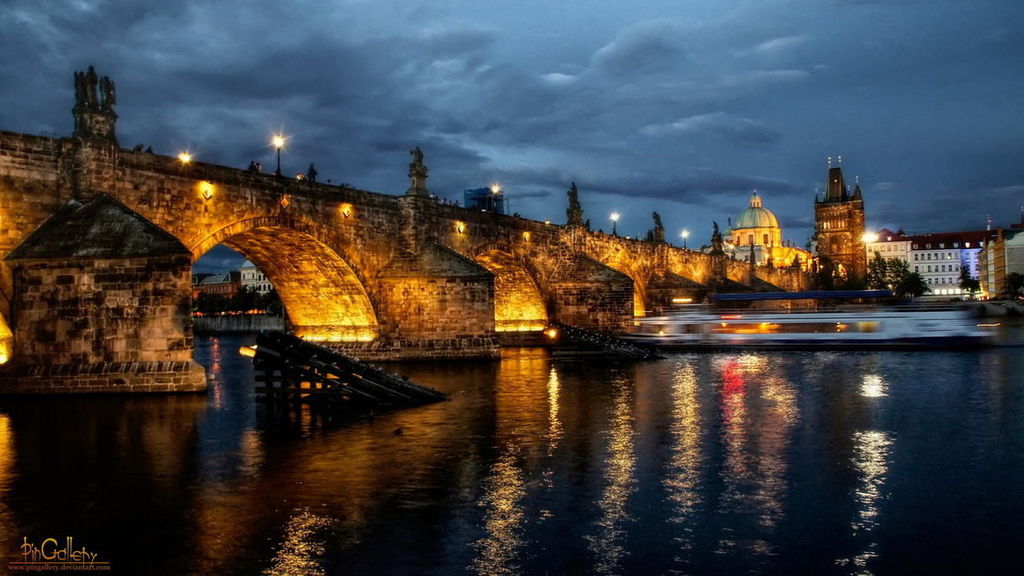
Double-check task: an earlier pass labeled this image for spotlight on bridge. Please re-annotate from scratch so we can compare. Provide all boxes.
[198,180,214,200]
[340,203,353,218]
[456,222,466,234]
[178,151,192,164]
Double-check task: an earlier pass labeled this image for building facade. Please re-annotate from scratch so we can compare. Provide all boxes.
[866,229,992,299]
[979,228,1024,297]
[724,192,812,270]
[240,260,274,294]
[814,165,866,279]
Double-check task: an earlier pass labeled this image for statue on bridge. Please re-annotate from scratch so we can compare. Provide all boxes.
[72,66,118,142]
[651,211,665,243]
[566,182,584,227]
[406,146,429,197]
[711,221,724,254]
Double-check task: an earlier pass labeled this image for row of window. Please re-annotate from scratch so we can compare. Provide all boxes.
[914,264,961,273]
[911,241,982,250]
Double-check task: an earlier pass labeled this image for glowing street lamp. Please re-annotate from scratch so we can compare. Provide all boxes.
[177,151,192,164]
[862,232,879,243]
[272,134,286,176]
[681,229,689,249]
[610,212,620,236]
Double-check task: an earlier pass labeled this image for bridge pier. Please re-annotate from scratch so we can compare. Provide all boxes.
[0,195,206,393]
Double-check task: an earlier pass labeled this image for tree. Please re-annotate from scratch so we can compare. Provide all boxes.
[867,251,909,291]
[895,272,930,299]
[1005,272,1024,299]
[958,268,980,299]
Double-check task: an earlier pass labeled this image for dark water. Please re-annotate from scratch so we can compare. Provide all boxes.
[1,332,1023,575]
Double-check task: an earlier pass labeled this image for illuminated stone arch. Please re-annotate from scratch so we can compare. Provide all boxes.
[472,248,549,332]
[587,248,647,317]
[192,217,378,341]
[0,312,11,365]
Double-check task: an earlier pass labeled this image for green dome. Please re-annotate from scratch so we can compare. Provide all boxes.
[733,193,779,229]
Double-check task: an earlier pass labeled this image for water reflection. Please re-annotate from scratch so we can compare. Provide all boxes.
[470,447,527,576]
[263,509,332,576]
[0,414,15,557]
[836,430,894,574]
[713,353,797,561]
[587,378,637,575]
[0,336,1019,575]
[665,362,702,559]
[860,374,888,398]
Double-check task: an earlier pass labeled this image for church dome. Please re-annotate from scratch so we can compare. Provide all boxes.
[733,193,779,229]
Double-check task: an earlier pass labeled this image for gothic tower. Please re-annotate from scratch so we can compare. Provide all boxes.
[814,163,866,279]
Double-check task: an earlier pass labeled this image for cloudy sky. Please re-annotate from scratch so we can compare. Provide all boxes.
[3,0,1023,264]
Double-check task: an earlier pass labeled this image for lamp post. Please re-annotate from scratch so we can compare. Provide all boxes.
[610,212,620,236]
[272,134,285,176]
[681,229,689,249]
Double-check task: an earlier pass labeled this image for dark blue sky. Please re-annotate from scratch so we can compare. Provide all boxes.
[3,0,1022,270]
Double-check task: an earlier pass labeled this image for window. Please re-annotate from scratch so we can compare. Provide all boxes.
[763,233,769,245]
[915,266,919,272]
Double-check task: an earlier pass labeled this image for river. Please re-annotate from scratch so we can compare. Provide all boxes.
[1,329,1022,575]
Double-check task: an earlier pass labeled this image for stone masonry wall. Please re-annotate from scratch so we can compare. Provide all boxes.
[11,255,194,364]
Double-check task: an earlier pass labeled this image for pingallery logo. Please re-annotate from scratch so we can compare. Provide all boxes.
[8,536,110,572]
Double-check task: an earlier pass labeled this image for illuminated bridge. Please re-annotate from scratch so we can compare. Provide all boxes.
[0,68,808,392]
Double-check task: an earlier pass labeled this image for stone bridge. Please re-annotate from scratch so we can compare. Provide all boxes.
[0,68,808,392]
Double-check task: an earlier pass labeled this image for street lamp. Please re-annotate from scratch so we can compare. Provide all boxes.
[610,212,620,236]
[681,229,689,249]
[272,134,285,176]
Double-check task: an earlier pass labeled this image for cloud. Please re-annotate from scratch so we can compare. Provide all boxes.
[641,112,780,146]
[590,20,686,78]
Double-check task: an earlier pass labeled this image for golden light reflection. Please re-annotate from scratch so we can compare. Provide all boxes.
[665,363,702,552]
[471,447,526,576]
[588,381,636,575]
[0,315,10,365]
[860,374,888,398]
[263,509,332,576]
[836,430,894,572]
[546,367,563,454]
[197,180,214,200]
[294,326,378,343]
[0,414,14,549]
[713,354,796,555]
[495,322,546,333]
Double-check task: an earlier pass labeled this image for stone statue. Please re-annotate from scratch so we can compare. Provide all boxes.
[566,182,584,227]
[406,146,429,196]
[711,221,724,254]
[73,70,85,107]
[85,66,99,109]
[651,211,665,243]
[100,76,116,110]
[410,147,425,170]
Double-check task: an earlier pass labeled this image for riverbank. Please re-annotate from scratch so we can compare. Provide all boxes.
[976,300,1024,317]
[193,314,285,334]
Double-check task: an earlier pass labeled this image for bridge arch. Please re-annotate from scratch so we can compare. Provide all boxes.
[194,217,378,341]
[472,248,548,332]
[0,313,11,365]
